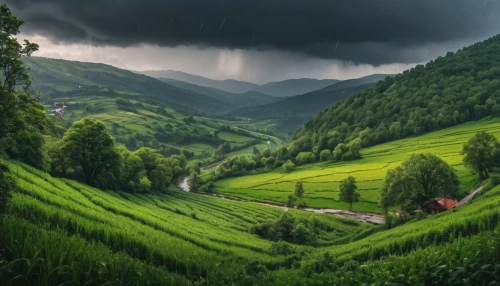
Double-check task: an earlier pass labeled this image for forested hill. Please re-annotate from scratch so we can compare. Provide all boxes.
[292,34,500,153]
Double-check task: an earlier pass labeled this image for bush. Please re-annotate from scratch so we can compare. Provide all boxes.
[295,152,316,165]
[269,241,295,256]
[319,149,332,161]
[282,160,295,173]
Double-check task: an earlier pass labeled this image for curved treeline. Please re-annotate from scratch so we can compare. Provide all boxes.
[293,35,500,152]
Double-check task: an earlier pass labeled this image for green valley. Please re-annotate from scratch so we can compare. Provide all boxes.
[2,2,500,286]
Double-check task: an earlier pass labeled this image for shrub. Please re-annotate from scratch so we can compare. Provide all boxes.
[319,149,332,161]
[295,152,316,165]
[282,160,295,173]
[269,241,295,256]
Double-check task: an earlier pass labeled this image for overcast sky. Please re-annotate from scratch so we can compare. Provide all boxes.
[7,0,500,84]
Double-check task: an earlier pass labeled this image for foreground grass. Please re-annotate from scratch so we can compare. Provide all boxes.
[0,160,371,284]
[3,162,500,285]
[215,118,500,212]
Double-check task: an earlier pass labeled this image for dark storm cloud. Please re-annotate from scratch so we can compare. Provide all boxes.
[6,0,500,65]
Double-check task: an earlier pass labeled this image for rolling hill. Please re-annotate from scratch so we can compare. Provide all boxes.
[141,69,340,97]
[24,57,233,115]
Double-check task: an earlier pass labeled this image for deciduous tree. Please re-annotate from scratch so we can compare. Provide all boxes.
[0,4,48,170]
[380,153,459,212]
[62,118,121,188]
[462,131,500,180]
[339,176,359,211]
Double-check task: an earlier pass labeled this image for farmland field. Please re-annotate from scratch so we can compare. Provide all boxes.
[1,160,374,284]
[214,118,500,212]
[3,158,500,284]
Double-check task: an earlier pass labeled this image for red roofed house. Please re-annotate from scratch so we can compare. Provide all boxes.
[420,197,458,214]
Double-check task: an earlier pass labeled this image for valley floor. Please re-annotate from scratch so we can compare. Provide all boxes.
[214,118,500,213]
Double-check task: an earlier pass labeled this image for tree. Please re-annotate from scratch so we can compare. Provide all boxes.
[282,160,295,173]
[45,136,73,178]
[295,152,316,165]
[0,4,48,170]
[333,143,348,161]
[339,176,359,211]
[294,181,304,200]
[389,122,402,139]
[287,194,296,207]
[62,118,121,188]
[380,153,459,212]
[214,142,231,159]
[319,149,332,161]
[149,157,173,192]
[348,138,362,159]
[116,146,149,192]
[462,131,500,180]
[189,172,200,192]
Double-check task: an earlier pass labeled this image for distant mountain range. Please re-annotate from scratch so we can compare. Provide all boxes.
[140,70,340,97]
[158,78,281,109]
[229,74,393,119]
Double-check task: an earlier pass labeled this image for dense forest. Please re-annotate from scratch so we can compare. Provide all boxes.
[292,35,500,153]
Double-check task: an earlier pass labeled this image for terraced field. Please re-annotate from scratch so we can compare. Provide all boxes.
[4,158,500,285]
[215,118,500,212]
[2,160,373,284]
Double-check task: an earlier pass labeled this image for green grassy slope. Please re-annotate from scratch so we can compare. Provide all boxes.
[24,57,232,115]
[3,159,500,284]
[215,118,500,212]
[1,160,373,284]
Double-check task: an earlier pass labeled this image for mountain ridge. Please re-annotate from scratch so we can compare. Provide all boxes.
[140,69,340,97]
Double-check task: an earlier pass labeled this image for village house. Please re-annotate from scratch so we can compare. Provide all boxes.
[419,197,458,214]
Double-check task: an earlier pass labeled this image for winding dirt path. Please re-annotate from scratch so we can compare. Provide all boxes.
[457,185,484,207]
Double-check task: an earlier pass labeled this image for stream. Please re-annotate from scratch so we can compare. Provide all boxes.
[179,176,190,192]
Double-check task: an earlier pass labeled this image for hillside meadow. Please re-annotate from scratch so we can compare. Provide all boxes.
[214,118,500,212]
[0,160,374,284]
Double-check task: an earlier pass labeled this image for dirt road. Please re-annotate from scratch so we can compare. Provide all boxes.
[457,185,484,207]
